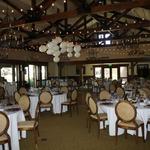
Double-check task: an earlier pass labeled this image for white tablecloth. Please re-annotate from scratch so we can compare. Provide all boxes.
[0,109,25,150]
[29,93,68,118]
[98,102,150,139]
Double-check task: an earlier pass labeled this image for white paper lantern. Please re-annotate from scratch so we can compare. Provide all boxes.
[67,42,74,48]
[53,56,60,63]
[67,52,73,58]
[74,45,81,52]
[39,45,47,52]
[56,37,62,43]
[60,48,66,53]
[46,49,53,55]
[53,45,59,51]
[60,41,67,48]
[53,50,61,56]
[67,47,73,53]
[74,52,81,58]
[47,42,55,49]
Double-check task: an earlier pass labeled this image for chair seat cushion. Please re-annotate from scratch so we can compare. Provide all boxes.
[118,120,143,128]
[62,101,77,105]
[40,103,52,108]
[90,113,107,120]
[18,121,38,129]
[0,134,8,142]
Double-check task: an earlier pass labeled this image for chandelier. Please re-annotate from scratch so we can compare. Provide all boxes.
[39,37,81,63]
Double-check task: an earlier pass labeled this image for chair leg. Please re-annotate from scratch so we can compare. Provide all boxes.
[2,144,5,150]
[125,129,127,139]
[8,140,12,150]
[76,104,79,115]
[37,126,40,137]
[136,128,139,143]
[141,124,145,142]
[103,120,105,129]
[33,128,38,149]
[86,115,89,128]
[70,106,72,117]
[61,104,63,116]
[115,125,118,144]
[97,121,100,138]
[88,118,91,133]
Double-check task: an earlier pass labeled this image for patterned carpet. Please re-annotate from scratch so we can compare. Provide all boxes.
[19,104,150,150]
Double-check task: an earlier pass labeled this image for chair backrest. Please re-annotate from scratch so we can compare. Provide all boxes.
[109,84,116,93]
[99,90,111,100]
[39,91,53,104]
[18,95,30,112]
[19,87,28,95]
[116,87,125,98]
[41,86,50,92]
[115,101,136,122]
[138,88,147,99]
[88,96,97,115]
[60,86,68,94]
[0,86,5,99]
[71,90,78,101]
[14,91,21,103]
[0,111,9,136]
[85,92,91,105]
[35,103,40,122]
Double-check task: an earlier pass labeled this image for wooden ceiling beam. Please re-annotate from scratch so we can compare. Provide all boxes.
[2,0,25,15]
[31,0,36,9]
[37,0,56,11]
[0,0,149,29]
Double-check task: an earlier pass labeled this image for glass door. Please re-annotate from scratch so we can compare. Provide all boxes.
[112,68,118,80]
[104,68,110,79]
[94,67,102,78]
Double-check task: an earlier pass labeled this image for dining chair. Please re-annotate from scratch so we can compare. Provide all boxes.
[18,95,32,120]
[0,86,5,100]
[61,89,79,117]
[99,90,111,101]
[85,92,92,128]
[109,84,116,94]
[116,87,125,99]
[115,100,145,143]
[88,96,107,138]
[39,91,53,113]
[0,111,11,150]
[14,91,21,104]
[60,86,68,94]
[19,87,28,95]
[18,103,40,149]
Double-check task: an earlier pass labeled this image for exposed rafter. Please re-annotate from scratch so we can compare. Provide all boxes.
[2,0,25,15]
[0,0,150,29]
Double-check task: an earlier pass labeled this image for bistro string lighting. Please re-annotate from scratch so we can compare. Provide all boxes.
[39,37,81,63]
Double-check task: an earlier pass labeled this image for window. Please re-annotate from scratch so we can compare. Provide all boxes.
[1,67,13,82]
[94,67,102,78]
[104,68,110,79]
[98,33,111,45]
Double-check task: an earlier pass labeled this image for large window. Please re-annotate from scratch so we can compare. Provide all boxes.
[1,67,13,82]
[94,67,102,78]
[98,33,111,45]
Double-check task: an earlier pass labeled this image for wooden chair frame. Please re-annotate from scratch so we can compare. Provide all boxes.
[115,100,145,143]
[0,111,11,150]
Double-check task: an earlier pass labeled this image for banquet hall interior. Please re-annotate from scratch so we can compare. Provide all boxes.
[0,0,150,150]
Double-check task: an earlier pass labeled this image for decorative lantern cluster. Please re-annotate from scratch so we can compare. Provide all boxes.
[39,37,81,62]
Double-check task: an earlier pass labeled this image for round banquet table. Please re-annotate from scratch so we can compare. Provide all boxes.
[0,108,25,150]
[97,101,150,140]
[29,92,68,118]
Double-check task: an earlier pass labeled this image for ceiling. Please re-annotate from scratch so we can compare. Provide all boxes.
[0,0,150,52]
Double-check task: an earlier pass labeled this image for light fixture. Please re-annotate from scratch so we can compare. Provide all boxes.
[39,37,81,63]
